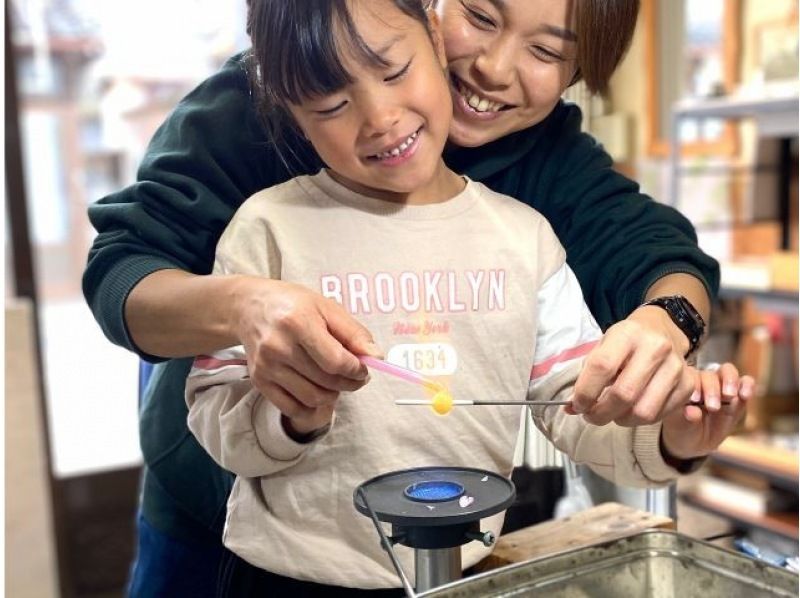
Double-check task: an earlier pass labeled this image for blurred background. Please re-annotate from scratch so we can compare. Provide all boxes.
[5,1,798,596]
[5,1,249,596]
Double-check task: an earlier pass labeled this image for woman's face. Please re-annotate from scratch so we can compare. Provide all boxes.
[438,0,579,147]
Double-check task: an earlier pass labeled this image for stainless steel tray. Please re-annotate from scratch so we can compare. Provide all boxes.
[421,530,798,597]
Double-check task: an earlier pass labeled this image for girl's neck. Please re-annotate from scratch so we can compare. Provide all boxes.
[327,161,465,206]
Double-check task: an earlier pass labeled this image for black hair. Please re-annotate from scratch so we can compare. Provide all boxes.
[246,0,431,172]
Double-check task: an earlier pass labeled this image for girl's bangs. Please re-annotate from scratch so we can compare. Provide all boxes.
[262,0,389,105]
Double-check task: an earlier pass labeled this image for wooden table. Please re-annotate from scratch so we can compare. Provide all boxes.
[474,502,675,572]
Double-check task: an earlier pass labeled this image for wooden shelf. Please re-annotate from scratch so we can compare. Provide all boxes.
[667,89,799,545]
[711,435,799,489]
[674,93,799,133]
[668,90,799,205]
[717,287,798,316]
[680,492,798,541]
[718,286,798,302]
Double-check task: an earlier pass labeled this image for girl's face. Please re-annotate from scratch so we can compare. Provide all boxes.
[288,2,455,204]
[439,0,579,147]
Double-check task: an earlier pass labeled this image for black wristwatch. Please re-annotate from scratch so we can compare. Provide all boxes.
[641,295,706,358]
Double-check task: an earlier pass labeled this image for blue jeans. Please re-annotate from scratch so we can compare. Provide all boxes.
[128,511,226,598]
[129,511,404,597]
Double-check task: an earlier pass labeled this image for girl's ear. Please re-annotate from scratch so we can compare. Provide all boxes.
[426,9,447,69]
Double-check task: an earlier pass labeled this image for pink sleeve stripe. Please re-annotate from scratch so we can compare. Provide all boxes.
[530,340,599,380]
[193,355,248,370]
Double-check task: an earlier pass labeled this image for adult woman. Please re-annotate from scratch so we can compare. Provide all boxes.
[84,1,748,595]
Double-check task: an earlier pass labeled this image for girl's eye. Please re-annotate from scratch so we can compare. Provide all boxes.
[530,46,563,63]
[315,100,347,116]
[463,3,495,29]
[385,58,413,83]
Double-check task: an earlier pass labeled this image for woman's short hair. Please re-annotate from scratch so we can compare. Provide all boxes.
[573,0,640,95]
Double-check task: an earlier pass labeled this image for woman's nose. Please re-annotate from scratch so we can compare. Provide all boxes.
[473,37,516,90]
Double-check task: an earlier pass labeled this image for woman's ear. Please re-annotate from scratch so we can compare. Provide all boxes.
[426,9,447,69]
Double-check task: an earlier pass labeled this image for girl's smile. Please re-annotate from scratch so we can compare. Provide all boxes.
[365,125,423,165]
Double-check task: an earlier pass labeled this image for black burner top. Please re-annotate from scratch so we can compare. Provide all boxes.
[354,466,515,527]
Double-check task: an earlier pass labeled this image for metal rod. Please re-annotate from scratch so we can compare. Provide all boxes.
[395,399,572,406]
[356,487,417,598]
[395,399,731,408]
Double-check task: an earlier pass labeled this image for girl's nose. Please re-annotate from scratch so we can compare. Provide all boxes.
[361,96,401,138]
[473,37,516,90]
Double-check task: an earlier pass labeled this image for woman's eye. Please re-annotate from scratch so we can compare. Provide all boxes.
[464,6,495,29]
[530,46,563,62]
[385,59,412,83]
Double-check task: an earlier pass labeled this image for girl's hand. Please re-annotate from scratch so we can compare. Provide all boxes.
[282,404,336,440]
[569,305,695,426]
[660,363,754,460]
[232,277,381,424]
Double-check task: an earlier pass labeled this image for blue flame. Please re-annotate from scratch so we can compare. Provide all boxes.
[404,480,464,502]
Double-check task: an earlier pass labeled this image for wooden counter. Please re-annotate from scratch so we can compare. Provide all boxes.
[475,502,675,572]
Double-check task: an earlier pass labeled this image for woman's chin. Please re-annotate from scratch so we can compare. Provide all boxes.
[447,120,498,148]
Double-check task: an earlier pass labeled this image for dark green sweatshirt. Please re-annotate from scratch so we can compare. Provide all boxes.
[83,53,719,540]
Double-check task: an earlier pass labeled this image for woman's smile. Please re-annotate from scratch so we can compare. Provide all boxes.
[438,0,578,147]
[449,73,513,121]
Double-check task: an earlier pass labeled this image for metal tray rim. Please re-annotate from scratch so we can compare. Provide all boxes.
[420,529,799,597]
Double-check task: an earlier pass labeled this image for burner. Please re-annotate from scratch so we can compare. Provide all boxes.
[354,466,514,531]
[354,466,515,595]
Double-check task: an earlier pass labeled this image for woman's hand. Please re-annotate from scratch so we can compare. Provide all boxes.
[232,276,381,429]
[660,363,754,460]
[569,305,695,426]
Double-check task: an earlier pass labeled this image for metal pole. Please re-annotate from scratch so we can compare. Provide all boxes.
[414,548,462,592]
[669,107,681,207]
[645,483,677,521]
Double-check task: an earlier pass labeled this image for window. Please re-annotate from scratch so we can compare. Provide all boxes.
[8,0,250,477]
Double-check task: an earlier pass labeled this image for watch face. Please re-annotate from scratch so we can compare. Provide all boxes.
[674,296,705,329]
[646,295,705,357]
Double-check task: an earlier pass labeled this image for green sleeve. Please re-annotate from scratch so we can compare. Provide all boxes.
[540,109,719,329]
[82,54,311,359]
[498,104,720,330]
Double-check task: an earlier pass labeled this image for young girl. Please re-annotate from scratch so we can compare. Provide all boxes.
[185,0,748,594]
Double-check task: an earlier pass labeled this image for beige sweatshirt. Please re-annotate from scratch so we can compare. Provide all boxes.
[185,170,681,589]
